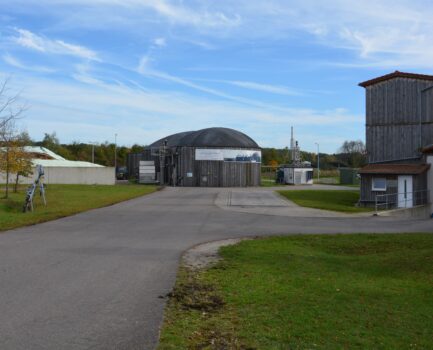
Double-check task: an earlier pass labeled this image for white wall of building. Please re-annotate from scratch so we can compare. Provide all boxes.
[1,167,115,185]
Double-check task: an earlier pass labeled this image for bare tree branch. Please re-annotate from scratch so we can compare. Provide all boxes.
[0,78,27,134]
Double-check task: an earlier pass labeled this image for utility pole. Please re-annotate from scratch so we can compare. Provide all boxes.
[315,142,320,182]
[114,133,117,170]
[89,142,96,163]
[159,139,167,185]
[290,126,295,162]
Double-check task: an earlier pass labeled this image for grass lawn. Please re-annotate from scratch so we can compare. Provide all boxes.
[0,184,157,231]
[158,234,433,349]
[278,189,372,213]
[261,179,286,187]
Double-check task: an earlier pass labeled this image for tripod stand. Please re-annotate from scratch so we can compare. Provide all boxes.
[23,165,46,213]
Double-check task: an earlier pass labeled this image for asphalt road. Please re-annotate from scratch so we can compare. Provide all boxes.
[0,187,432,350]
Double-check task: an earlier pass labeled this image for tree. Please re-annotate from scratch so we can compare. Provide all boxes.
[338,140,367,168]
[17,131,33,145]
[0,139,33,193]
[0,78,27,198]
[41,132,60,147]
[0,78,25,130]
[12,138,33,192]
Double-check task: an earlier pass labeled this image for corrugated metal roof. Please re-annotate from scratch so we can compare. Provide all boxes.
[359,71,433,88]
[359,163,430,175]
[32,159,105,168]
[23,146,66,160]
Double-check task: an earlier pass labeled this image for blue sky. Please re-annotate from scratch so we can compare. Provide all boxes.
[1,0,432,153]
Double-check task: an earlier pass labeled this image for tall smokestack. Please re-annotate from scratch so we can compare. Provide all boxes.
[290,126,294,150]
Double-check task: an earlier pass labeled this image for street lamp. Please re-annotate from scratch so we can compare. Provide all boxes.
[114,133,118,170]
[315,142,320,182]
[88,141,97,163]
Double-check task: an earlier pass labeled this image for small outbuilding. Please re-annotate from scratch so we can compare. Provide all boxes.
[280,165,314,185]
[128,127,262,187]
[0,146,115,185]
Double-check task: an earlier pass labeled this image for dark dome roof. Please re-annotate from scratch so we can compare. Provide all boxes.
[149,127,260,148]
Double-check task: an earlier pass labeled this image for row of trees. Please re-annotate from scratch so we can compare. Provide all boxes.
[37,135,366,171]
[262,140,366,169]
[32,132,145,168]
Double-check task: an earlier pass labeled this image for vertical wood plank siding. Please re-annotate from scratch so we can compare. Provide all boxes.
[360,173,427,205]
[360,175,398,203]
[366,77,433,163]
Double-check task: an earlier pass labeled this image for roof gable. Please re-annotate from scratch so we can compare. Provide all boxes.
[359,71,433,88]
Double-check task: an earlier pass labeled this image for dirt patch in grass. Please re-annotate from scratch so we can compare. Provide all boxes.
[159,238,258,349]
[167,273,225,313]
[183,238,249,269]
[159,265,254,350]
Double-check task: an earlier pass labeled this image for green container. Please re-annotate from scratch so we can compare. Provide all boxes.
[339,168,360,185]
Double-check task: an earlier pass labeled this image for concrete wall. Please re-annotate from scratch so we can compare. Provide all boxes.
[1,167,115,185]
[427,155,433,216]
[377,204,432,219]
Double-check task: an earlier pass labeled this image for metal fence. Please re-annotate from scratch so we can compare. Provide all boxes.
[261,166,278,185]
[375,189,430,214]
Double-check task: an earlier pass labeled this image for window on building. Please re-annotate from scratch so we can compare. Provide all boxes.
[372,177,387,191]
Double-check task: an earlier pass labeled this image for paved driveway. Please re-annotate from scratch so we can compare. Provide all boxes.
[215,187,370,217]
[0,187,432,350]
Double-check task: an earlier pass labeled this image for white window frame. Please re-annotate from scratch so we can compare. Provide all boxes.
[372,177,387,191]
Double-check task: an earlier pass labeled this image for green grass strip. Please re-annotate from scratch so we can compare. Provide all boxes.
[0,184,157,231]
[278,189,372,213]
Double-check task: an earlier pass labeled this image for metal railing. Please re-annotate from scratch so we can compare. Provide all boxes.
[375,189,430,214]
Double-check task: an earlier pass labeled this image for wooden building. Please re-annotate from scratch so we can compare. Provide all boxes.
[358,71,433,209]
[128,127,261,187]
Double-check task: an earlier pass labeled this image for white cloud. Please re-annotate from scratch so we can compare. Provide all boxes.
[13,28,100,61]
[137,55,152,74]
[2,53,55,73]
[221,80,303,96]
[71,64,103,85]
[15,28,46,51]
[153,37,166,47]
[55,40,99,60]
[140,0,242,28]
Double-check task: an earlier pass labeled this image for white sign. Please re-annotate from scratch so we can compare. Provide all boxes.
[195,149,262,163]
[195,149,224,161]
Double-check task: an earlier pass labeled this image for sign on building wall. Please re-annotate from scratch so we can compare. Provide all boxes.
[195,149,224,161]
[195,149,262,163]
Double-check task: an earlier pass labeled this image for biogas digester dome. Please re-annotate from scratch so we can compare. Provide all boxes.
[132,127,262,187]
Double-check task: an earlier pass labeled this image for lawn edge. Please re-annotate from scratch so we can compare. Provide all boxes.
[0,185,163,233]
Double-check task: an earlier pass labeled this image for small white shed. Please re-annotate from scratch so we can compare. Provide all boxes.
[283,166,314,185]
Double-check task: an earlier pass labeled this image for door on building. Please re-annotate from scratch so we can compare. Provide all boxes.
[398,175,413,208]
